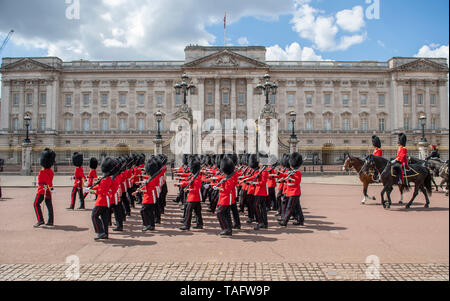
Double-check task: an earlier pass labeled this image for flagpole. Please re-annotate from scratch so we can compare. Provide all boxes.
[224,11,226,46]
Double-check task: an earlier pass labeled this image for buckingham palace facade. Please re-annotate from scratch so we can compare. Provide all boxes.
[0,45,449,165]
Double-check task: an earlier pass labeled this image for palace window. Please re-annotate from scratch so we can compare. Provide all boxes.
[324,94,331,106]
[342,94,350,106]
[238,93,246,105]
[430,94,436,105]
[287,94,295,107]
[40,93,47,106]
[138,118,145,131]
[119,118,127,131]
[65,119,72,131]
[12,118,18,131]
[222,92,229,105]
[360,94,367,106]
[417,93,423,105]
[83,118,90,131]
[101,94,108,106]
[26,93,33,106]
[83,94,90,106]
[119,93,127,106]
[343,118,350,131]
[156,94,164,105]
[431,117,438,130]
[101,118,108,131]
[65,94,72,106]
[306,119,313,131]
[324,119,331,131]
[378,118,385,132]
[13,93,19,106]
[306,94,313,105]
[361,118,368,131]
[39,118,46,131]
[206,93,213,105]
[404,93,409,105]
[175,93,182,106]
[270,94,276,105]
[404,117,410,130]
[378,94,385,106]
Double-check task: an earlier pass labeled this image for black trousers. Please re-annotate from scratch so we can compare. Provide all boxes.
[231,203,241,227]
[281,194,288,217]
[184,202,203,228]
[254,195,268,226]
[247,194,255,220]
[121,192,131,215]
[268,187,277,210]
[283,196,304,224]
[136,192,143,204]
[70,187,84,209]
[210,190,219,213]
[239,189,247,213]
[34,194,53,224]
[141,203,156,227]
[217,205,232,231]
[110,203,124,227]
[91,206,110,235]
[276,190,283,214]
[127,186,136,208]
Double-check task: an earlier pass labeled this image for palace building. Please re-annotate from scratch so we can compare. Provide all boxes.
[0,45,449,165]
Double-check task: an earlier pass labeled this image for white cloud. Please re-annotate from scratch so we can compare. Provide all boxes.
[266,42,323,61]
[414,44,449,62]
[237,37,249,46]
[336,6,365,33]
[290,3,367,52]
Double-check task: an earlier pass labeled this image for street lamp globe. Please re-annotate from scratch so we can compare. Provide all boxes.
[419,115,427,126]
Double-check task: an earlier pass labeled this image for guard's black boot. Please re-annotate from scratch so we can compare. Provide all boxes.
[180,225,190,231]
[219,230,232,236]
[278,221,287,227]
[113,226,123,232]
[193,225,203,229]
[33,221,45,228]
[293,221,304,226]
[233,224,241,230]
[94,233,108,241]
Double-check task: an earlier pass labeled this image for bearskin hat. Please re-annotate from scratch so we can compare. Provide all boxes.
[182,154,189,166]
[89,157,98,169]
[220,156,235,176]
[248,154,259,169]
[258,152,269,166]
[372,135,381,149]
[398,133,407,147]
[189,159,201,175]
[145,158,160,178]
[72,152,83,167]
[281,154,290,168]
[268,155,279,167]
[40,148,56,169]
[101,157,116,177]
[225,153,239,165]
[289,152,303,169]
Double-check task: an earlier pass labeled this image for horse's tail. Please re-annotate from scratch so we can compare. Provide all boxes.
[424,171,433,196]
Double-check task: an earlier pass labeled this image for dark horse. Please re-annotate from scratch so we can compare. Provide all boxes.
[409,156,445,192]
[362,155,433,209]
[343,156,404,204]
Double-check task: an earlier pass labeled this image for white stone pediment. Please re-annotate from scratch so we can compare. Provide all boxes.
[2,58,55,71]
[394,58,448,72]
[184,50,267,69]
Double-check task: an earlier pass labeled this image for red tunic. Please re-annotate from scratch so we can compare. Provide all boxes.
[73,167,86,188]
[142,176,159,204]
[395,146,408,168]
[373,148,383,157]
[87,169,97,187]
[285,170,302,197]
[218,174,238,206]
[37,168,54,196]
[93,177,112,207]
[181,176,202,202]
[267,169,277,188]
[246,170,269,197]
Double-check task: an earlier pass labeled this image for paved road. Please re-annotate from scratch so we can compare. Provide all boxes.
[0,183,448,281]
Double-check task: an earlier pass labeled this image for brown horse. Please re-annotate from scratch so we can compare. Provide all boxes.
[343,156,404,205]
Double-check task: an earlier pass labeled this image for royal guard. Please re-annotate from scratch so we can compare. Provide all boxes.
[426,145,440,161]
[178,158,203,231]
[33,148,56,227]
[279,152,304,227]
[137,157,161,232]
[68,152,86,210]
[215,156,237,237]
[83,157,98,200]
[241,154,259,224]
[90,157,115,241]
[110,158,125,232]
[245,154,269,231]
[391,133,408,186]
[371,136,383,182]
[267,155,279,211]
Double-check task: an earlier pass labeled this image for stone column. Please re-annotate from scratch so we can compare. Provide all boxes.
[153,138,163,155]
[32,80,40,130]
[289,137,299,154]
[411,81,417,129]
[19,81,25,130]
[214,77,221,123]
[438,79,449,129]
[1,80,11,133]
[231,78,237,122]
[418,140,430,160]
[21,141,32,176]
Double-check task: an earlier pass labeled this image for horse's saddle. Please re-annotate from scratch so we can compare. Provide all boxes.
[390,166,420,178]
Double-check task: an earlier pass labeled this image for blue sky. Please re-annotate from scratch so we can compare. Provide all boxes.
[0,0,448,63]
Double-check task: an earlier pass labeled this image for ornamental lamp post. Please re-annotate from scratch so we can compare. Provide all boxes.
[174,73,196,105]
[155,110,163,140]
[256,74,278,105]
[290,111,297,140]
[419,115,427,142]
[24,115,31,144]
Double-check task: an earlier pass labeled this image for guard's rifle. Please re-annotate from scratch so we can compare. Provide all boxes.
[135,166,165,193]
[212,172,235,191]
